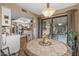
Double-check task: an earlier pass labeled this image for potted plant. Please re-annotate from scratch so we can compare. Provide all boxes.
[67,31,79,55]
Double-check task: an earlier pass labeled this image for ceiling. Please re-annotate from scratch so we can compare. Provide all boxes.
[16,3,77,15]
[11,9,32,20]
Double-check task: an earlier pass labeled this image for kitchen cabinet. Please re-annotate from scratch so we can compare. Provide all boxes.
[20,36,27,51]
[2,34,20,54]
[1,6,11,26]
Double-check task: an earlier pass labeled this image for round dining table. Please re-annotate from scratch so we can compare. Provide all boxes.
[26,39,72,56]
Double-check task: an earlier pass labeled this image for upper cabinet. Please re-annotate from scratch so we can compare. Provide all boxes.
[1,6,11,26]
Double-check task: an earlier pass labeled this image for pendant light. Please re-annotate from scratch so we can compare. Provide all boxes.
[42,3,56,17]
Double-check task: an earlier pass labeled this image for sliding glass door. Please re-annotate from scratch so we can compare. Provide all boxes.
[39,15,68,44]
[51,15,68,44]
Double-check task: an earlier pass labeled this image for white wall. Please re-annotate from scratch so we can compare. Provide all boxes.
[33,17,38,39]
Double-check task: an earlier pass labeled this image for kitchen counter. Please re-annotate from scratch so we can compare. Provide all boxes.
[20,34,27,38]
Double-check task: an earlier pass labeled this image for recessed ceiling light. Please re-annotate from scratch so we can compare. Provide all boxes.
[58,23,62,26]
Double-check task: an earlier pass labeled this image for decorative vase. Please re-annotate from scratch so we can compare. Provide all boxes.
[43,34,48,44]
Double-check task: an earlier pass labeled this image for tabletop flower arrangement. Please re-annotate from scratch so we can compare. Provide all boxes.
[42,25,50,44]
